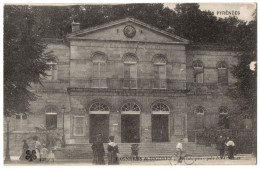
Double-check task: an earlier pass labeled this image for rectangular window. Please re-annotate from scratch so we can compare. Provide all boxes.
[73,116,85,136]
[46,63,58,81]
[15,114,28,131]
[194,72,204,83]
[46,114,57,130]
[218,69,228,84]
[124,64,137,89]
[154,64,166,89]
[92,62,107,88]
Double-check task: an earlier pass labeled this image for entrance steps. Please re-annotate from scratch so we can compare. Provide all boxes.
[54,142,219,160]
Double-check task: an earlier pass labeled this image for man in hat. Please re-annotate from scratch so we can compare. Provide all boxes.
[91,134,105,165]
[176,138,184,163]
[218,136,226,159]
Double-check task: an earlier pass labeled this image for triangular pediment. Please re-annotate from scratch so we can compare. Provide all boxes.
[67,18,189,44]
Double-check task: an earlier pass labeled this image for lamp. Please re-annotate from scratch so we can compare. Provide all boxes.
[61,105,66,147]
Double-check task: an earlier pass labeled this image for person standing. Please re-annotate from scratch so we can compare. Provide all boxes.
[226,137,235,159]
[218,136,226,159]
[33,136,42,161]
[91,134,105,165]
[19,139,29,161]
[40,144,48,162]
[176,139,183,163]
[107,136,119,165]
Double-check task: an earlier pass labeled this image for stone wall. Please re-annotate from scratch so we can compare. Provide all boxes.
[69,40,187,88]
[186,47,237,84]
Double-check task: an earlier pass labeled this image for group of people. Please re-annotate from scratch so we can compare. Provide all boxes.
[92,135,119,165]
[217,136,236,159]
[19,136,55,162]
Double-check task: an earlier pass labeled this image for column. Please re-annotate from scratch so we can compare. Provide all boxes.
[140,112,152,143]
[109,112,121,143]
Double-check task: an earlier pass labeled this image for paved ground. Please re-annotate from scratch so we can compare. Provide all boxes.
[4,155,257,165]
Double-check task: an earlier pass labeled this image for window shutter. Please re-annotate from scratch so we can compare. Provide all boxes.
[93,63,99,78]
[124,64,130,79]
[53,65,58,80]
[100,62,106,78]
[196,72,204,83]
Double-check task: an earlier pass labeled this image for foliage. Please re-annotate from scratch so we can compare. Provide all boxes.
[34,126,64,149]
[227,11,257,155]
[4,6,54,116]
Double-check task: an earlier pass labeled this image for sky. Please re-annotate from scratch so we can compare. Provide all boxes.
[164,3,256,22]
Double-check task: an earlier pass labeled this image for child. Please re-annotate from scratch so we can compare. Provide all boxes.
[40,144,48,162]
[47,150,55,162]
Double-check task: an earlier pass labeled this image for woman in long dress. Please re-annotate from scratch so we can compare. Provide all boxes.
[19,139,29,161]
[107,136,119,165]
[91,134,105,165]
[33,136,42,161]
[226,137,235,159]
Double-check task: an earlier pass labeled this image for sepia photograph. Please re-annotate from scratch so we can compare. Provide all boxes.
[2,1,257,166]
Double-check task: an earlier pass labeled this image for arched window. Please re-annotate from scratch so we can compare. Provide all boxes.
[89,102,109,114]
[218,106,229,129]
[45,106,58,130]
[121,102,141,114]
[217,61,228,85]
[153,54,167,89]
[195,106,205,129]
[193,60,204,83]
[123,53,138,89]
[152,103,170,114]
[46,58,58,81]
[92,52,107,88]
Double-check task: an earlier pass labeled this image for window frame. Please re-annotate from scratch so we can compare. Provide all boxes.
[45,112,58,130]
[46,61,58,81]
[153,63,167,89]
[121,102,141,114]
[14,113,28,131]
[193,60,204,84]
[123,62,138,89]
[73,116,85,136]
[151,103,170,115]
[195,106,205,129]
[92,60,107,88]
[217,62,228,84]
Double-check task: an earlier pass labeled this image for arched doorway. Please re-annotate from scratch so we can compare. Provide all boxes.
[151,102,170,142]
[89,102,109,143]
[121,102,140,143]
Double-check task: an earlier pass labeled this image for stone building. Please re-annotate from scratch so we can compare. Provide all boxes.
[5,18,251,156]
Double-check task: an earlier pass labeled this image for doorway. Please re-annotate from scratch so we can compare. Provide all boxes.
[121,115,140,143]
[152,115,169,142]
[89,114,109,143]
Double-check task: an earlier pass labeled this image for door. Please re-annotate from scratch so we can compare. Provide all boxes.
[121,115,140,143]
[89,114,109,143]
[152,115,169,142]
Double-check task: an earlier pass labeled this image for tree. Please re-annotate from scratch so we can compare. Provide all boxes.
[4,5,53,116]
[228,11,257,156]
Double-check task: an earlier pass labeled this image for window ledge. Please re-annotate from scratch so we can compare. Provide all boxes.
[11,131,37,134]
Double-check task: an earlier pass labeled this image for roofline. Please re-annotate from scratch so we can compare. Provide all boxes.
[67,37,189,45]
[67,17,189,44]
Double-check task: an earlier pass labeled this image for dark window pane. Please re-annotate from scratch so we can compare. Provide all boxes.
[46,115,57,130]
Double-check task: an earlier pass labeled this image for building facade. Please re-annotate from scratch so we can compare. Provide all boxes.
[5,18,251,156]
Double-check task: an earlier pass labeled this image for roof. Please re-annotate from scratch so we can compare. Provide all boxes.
[67,17,189,44]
